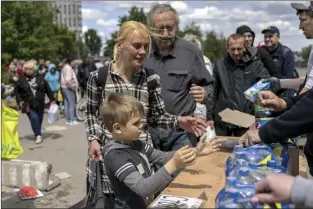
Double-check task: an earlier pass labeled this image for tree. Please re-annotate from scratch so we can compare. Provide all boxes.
[202,31,227,62]
[78,39,89,58]
[53,26,79,59]
[1,1,79,70]
[104,6,147,57]
[84,29,102,56]
[177,22,202,38]
[301,45,311,62]
[178,22,226,62]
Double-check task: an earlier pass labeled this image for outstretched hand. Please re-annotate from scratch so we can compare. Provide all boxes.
[178,116,207,137]
[195,135,222,156]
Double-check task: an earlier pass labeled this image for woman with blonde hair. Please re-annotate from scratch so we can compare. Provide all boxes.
[14,59,55,144]
[84,20,209,208]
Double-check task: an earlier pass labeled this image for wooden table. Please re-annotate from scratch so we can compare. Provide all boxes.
[154,148,308,208]
[155,148,233,208]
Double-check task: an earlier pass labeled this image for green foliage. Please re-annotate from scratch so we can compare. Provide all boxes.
[203,31,227,62]
[104,6,147,57]
[1,1,80,77]
[84,29,102,56]
[177,22,202,38]
[301,45,311,62]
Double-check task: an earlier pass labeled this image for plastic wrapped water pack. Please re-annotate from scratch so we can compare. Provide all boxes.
[225,145,284,176]
[215,145,294,209]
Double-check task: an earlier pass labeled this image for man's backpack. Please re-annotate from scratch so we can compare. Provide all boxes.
[95,64,158,100]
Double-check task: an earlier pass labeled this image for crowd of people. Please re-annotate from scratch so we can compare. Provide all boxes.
[2,1,313,209]
[2,57,111,143]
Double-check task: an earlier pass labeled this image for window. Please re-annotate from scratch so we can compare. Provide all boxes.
[64,17,67,25]
[73,4,76,14]
[69,18,72,27]
[73,18,76,27]
[64,5,66,14]
[68,4,71,14]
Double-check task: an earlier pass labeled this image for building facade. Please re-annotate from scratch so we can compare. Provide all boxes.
[49,1,82,40]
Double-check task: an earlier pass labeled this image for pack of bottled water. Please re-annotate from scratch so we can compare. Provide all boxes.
[216,144,294,209]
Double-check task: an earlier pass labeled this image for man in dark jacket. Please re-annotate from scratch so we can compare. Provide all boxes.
[77,57,97,98]
[262,26,298,97]
[207,34,270,136]
[236,25,281,78]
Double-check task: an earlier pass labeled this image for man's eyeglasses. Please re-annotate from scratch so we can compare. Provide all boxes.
[152,25,176,33]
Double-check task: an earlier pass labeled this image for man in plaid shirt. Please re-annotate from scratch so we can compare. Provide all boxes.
[84,62,208,201]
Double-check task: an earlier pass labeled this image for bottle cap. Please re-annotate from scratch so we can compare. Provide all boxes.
[226,176,237,185]
[239,167,250,176]
[248,162,259,169]
[267,160,276,168]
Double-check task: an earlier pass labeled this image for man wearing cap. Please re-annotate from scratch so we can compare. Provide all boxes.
[263,2,313,95]
[291,1,313,95]
[236,25,281,78]
[262,26,298,97]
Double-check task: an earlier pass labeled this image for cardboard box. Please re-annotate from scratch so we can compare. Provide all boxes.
[218,108,255,128]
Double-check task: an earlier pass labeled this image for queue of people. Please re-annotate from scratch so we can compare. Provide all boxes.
[3,57,112,144]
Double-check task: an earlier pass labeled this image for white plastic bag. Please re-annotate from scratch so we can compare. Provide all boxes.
[205,126,216,141]
[48,104,60,124]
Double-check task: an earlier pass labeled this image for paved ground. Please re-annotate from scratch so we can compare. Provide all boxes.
[2,113,87,208]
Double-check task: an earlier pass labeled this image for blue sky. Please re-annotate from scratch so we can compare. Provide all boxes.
[82,1,312,54]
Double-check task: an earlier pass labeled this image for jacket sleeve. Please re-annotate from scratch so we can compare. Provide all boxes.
[258,48,281,78]
[84,71,105,143]
[44,79,55,102]
[291,176,313,208]
[207,63,220,120]
[282,50,296,79]
[253,60,271,80]
[305,64,313,89]
[259,89,313,144]
[14,85,22,105]
[148,74,178,130]
[123,167,173,198]
[192,51,214,101]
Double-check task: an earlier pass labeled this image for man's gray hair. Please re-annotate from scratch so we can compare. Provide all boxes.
[147,3,180,27]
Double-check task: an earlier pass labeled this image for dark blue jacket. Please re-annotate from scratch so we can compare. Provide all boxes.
[267,43,298,96]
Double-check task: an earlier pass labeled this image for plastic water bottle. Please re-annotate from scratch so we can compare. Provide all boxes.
[218,203,240,209]
[238,168,254,184]
[225,176,237,192]
[225,188,239,200]
[267,160,287,174]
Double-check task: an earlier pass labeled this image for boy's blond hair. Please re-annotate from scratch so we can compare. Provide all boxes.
[100,93,144,132]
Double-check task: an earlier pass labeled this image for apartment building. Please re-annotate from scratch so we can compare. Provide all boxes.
[49,1,82,40]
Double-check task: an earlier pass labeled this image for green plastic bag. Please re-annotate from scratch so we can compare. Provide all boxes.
[1,102,23,160]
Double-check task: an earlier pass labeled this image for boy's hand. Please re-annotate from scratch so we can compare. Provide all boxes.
[165,146,196,174]
[195,135,222,156]
[173,145,196,168]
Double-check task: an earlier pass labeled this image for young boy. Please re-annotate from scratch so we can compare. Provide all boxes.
[100,93,221,209]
